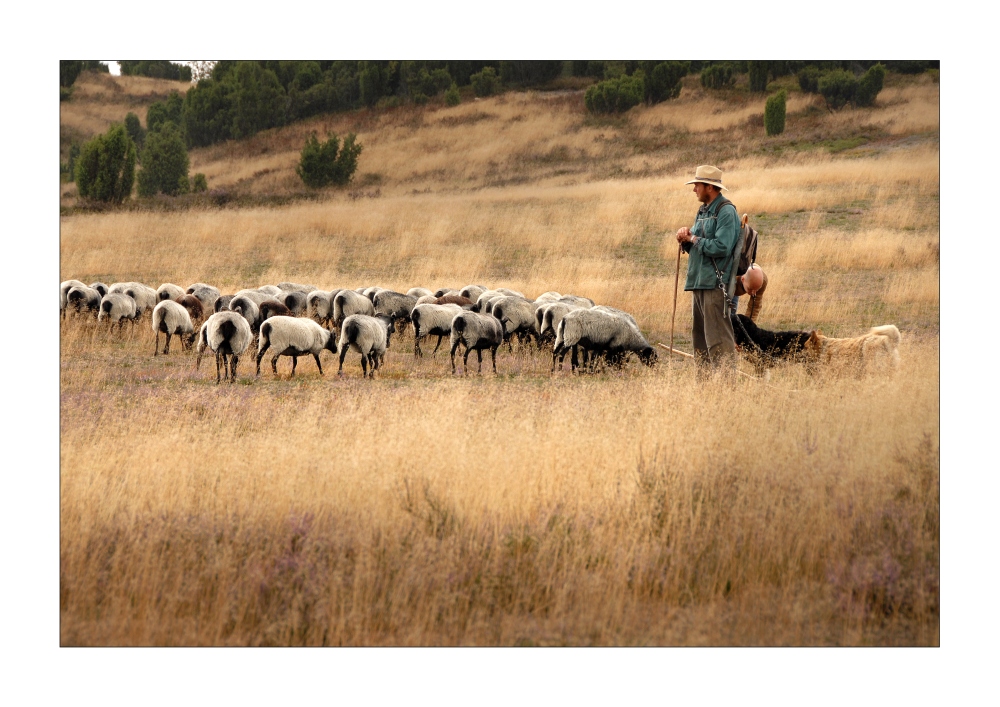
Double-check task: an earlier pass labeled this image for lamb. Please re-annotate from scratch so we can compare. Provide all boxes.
[151,300,195,355]
[90,283,109,298]
[277,282,317,293]
[187,286,220,313]
[281,290,309,316]
[98,292,138,330]
[410,303,463,357]
[174,294,204,323]
[259,300,292,321]
[196,311,253,384]
[337,314,395,378]
[228,295,261,332]
[307,290,334,328]
[373,290,419,335]
[407,287,434,299]
[61,280,86,317]
[450,311,503,375]
[110,282,157,317]
[214,295,235,313]
[553,308,656,372]
[157,283,186,302]
[491,296,542,351]
[333,289,375,330]
[255,316,338,377]
[66,285,103,318]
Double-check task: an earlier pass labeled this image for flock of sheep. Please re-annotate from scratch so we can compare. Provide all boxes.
[60,279,657,383]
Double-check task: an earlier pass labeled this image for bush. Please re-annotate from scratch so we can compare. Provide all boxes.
[146,91,184,134]
[62,143,81,182]
[444,82,460,106]
[644,61,688,104]
[192,173,208,193]
[748,61,769,92]
[75,124,136,203]
[60,61,82,88]
[137,123,190,197]
[764,90,787,136]
[296,132,363,188]
[470,66,500,97]
[119,60,190,82]
[124,112,146,151]
[499,61,563,86]
[855,63,886,107]
[701,64,734,89]
[229,62,286,139]
[797,66,822,94]
[819,69,858,109]
[585,74,644,114]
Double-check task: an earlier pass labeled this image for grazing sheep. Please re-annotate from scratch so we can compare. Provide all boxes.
[434,288,459,297]
[152,300,195,355]
[307,290,334,327]
[450,311,503,375]
[214,294,235,313]
[471,290,506,313]
[415,294,439,306]
[66,285,102,318]
[281,290,309,316]
[259,300,292,321]
[277,282,317,293]
[459,284,489,301]
[373,290,419,335]
[174,295,205,323]
[255,316,338,377]
[411,303,463,357]
[558,294,596,308]
[537,301,586,348]
[98,293,138,330]
[491,296,542,350]
[554,308,656,372]
[110,282,157,317]
[61,280,86,317]
[333,289,375,330]
[228,295,262,332]
[407,287,434,299]
[196,311,253,384]
[337,314,395,378]
[591,305,638,328]
[187,286,220,313]
[363,286,385,302]
[435,295,474,308]
[535,291,563,303]
[234,289,278,306]
[89,282,109,298]
[257,285,283,296]
[156,283,186,302]
[186,283,220,299]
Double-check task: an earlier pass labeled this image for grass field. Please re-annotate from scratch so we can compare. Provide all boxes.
[59,70,939,646]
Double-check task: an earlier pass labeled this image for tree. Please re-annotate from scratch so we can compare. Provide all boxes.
[855,63,886,107]
[124,112,146,152]
[585,74,645,114]
[643,61,688,104]
[445,82,460,107]
[75,124,136,203]
[137,123,190,197]
[228,62,286,139]
[296,132,363,188]
[818,70,858,109]
[60,61,83,88]
[146,90,184,133]
[470,66,500,97]
[764,90,787,136]
[748,61,769,92]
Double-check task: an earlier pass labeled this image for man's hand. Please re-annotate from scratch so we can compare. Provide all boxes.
[676,227,693,244]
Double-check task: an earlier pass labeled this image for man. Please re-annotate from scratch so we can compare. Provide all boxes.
[675,165,741,373]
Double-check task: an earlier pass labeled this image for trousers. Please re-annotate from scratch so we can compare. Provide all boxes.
[691,288,736,371]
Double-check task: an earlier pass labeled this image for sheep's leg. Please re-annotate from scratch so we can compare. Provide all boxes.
[271,354,280,376]
[231,354,240,383]
[154,330,160,356]
[571,345,579,372]
[551,345,561,373]
[476,348,483,374]
[164,331,172,355]
[463,346,472,374]
[313,353,323,375]
[431,335,443,356]
[255,339,271,377]
[291,356,298,377]
[491,346,498,374]
[414,332,422,358]
[360,353,368,378]
[215,353,223,384]
[338,347,348,375]
[450,340,461,374]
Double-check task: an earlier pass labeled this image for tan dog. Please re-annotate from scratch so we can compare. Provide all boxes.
[804,324,901,374]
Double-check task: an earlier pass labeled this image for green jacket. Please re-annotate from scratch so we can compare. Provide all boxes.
[682,194,741,292]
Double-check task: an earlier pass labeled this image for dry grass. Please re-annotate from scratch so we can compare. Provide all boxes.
[59,76,939,646]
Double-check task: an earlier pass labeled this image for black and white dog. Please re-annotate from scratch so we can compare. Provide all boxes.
[731,314,811,375]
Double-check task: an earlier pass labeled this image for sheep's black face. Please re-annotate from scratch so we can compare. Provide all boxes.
[325,334,338,354]
[159,291,170,300]
[639,347,658,367]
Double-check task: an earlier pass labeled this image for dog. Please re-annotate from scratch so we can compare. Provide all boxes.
[803,324,901,375]
[730,313,811,375]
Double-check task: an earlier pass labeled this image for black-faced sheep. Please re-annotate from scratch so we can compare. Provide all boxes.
[491,296,541,351]
[307,290,334,328]
[333,289,375,330]
[554,308,656,372]
[373,290,418,335]
[410,303,463,357]
[407,287,434,299]
[196,311,253,384]
[277,282,317,293]
[110,282,157,317]
[90,282,109,298]
[98,293,138,330]
[157,283,186,302]
[337,314,395,378]
[255,316,338,377]
[450,311,503,375]
[152,300,195,355]
[187,286,220,313]
[61,280,87,317]
[66,285,103,318]
[214,295,235,313]
[281,290,309,316]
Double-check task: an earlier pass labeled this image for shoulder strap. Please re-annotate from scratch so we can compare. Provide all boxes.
[711,196,736,219]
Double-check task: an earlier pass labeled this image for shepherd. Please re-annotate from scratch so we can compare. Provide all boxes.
[675,165,742,376]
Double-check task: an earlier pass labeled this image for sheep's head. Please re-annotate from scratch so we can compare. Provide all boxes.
[638,347,658,367]
[324,331,338,354]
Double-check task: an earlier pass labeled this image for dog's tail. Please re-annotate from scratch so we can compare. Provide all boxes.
[870,324,901,347]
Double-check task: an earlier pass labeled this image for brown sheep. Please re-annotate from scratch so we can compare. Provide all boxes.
[259,300,292,321]
[435,295,473,308]
[175,295,204,323]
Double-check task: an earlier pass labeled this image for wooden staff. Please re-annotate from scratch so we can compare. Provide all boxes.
[669,243,682,368]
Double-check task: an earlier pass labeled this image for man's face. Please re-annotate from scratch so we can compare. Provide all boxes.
[693,182,714,204]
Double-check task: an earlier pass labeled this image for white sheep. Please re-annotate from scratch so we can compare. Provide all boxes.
[60,280,86,317]
[373,290,419,335]
[187,286,220,312]
[415,294,439,306]
[363,286,385,302]
[337,314,395,378]
[196,311,253,384]
[151,300,194,355]
[554,308,656,372]
[214,295,235,313]
[537,301,587,351]
[459,284,489,301]
[333,289,375,330]
[410,303,463,357]
[490,296,542,351]
[186,283,219,298]
[559,294,596,308]
[280,290,309,317]
[228,295,262,332]
[66,285,103,318]
[89,282,109,298]
[98,293,138,330]
[257,285,283,296]
[255,315,338,377]
[450,311,503,375]
[307,290,334,328]
[277,282,317,293]
[156,283,186,302]
[233,289,279,306]
[407,287,434,299]
[109,282,157,317]
[434,288,459,297]
[534,291,563,303]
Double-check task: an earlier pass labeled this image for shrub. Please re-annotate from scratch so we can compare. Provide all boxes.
[701,64,734,89]
[296,132,363,188]
[444,82,460,106]
[470,66,500,97]
[228,62,286,139]
[137,123,190,197]
[797,66,822,94]
[584,74,644,114]
[60,61,82,88]
[63,143,81,182]
[359,62,386,107]
[146,91,184,134]
[855,63,886,107]
[118,60,190,82]
[124,112,146,151]
[764,90,787,136]
[192,173,208,193]
[748,61,769,92]
[819,69,858,109]
[644,61,688,104]
[499,61,563,86]
[74,124,136,203]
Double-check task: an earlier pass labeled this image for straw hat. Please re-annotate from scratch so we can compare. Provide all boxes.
[684,165,728,191]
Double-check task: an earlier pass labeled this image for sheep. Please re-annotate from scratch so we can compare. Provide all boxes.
[337,314,395,378]
[90,282,109,298]
[186,283,219,299]
[187,286,219,313]
[60,280,86,317]
[471,290,505,313]
[415,294,439,306]
[373,290,419,335]
[535,291,563,303]
[307,290,334,328]
[491,296,542,351]
[196,311,253,384]
[450,311,503,375]
[363,286,385,302]
[433,288,459,297]
[410,303,463,357]
[259,300,292,321]
[233,289,278,306]
[228,295,261,332]
[333,289,375,330]
[214,295,235,313]
[257,285,283,296]
[277,282,317,293]
[281,290,309,316]
[553,308,656,372]
[151,300,194,355]
[459,284,489,301]
[98,293,138,330]
[255,316,338,377]
[592,305,638,328]
[110,282,157,317]
[537,301,586,349]
[560,294,596,308]
[156,283,186,302]
[174,294,205,323]
[407,287,434,299]
[66,285,102,318]
[435,294,474,308]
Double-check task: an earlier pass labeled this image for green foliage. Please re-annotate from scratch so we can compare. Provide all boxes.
[137,123,190,197]
[855,63,886,107]
[182,78,233,147]
[229,62,286,139]
[146,90,184,133]
[797,66,822,93]
[61,144,81,182]
[701,64,734,89]
[748,61,769,92]
[584,74,644,114]
[60,61,82,88]
[119,60,191,82]
[444,82,460,106]
[819,69,858,109]
[296,132,363,188]
[764,90,787,136]
[885,60,937,74]
[643,61,688,104]
[470,66,500,97]
[359,62,387,107]
[409,67,453,99]
[571,61,606,79]
[192,173,208,193]
[499,61,563,86]
[124,112,146,152]
[74,124,136,203]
